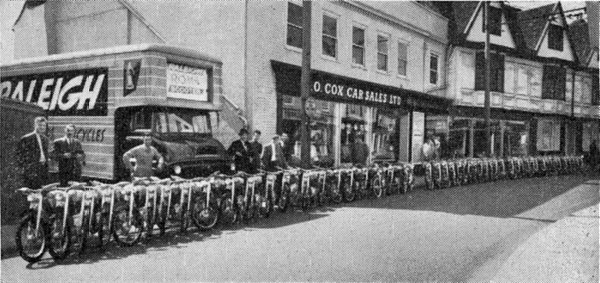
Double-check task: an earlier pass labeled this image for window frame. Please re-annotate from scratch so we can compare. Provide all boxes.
[541,64,566,100]
[482,6,502,36]
[377,33,390,72]
[397,40,409,77]
[321,11,339,59]
[429,52,439,85]
[352,24,366,67]
[547,24,564,51]
[286,2,303,50]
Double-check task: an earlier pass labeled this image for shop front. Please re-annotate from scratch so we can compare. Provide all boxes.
[271,61,451,166]
[426,106,578,159]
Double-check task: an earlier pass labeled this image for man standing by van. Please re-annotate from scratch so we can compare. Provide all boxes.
[53,124,86,186]
[123,133,164,178]
[228,128,253,173]
[17,117,50,189]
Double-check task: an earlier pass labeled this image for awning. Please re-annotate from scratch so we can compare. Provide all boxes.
[271,60,452,112]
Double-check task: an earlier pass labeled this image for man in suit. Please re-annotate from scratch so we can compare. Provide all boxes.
[261,135,287,171]
[52,124,86,186]
[17,116,50,190]
[227,128,253,173]
[249,130,263,172]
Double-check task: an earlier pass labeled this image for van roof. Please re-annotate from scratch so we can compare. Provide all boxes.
[1,44,221,67]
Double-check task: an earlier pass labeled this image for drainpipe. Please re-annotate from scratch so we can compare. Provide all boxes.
[243,0,250,131]
[423,40,428,93]
[571,70,576,118]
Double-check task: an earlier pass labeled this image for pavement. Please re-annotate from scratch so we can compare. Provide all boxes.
[491,181,600,283]
[1,175,598,282]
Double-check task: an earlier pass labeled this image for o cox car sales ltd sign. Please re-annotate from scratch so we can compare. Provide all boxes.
[1,68,108,116]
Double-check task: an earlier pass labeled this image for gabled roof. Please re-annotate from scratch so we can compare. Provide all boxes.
[517,3,556,51]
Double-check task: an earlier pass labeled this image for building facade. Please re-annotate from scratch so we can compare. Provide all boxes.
[434,1,599,158]
[10,0,451,166]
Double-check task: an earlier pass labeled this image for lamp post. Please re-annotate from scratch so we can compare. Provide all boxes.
[300,0,312,168]
[484,1,492,157]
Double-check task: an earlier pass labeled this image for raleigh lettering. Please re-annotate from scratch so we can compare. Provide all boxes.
[312,80,402,107]
[1,68,109,116]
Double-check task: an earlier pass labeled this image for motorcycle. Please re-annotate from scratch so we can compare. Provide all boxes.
[190,177,220,231]
[45,182,85,261]
[243,173,266,222]
[15,183,58,263]
[340,168,356,202]
[278,168,301,212]
[261,171,282,218]
[112,181,144,247]
[217,174,245,225]
[424,162,435,190]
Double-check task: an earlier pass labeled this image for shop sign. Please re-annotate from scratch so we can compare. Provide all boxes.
[1,68,108,116]
[312,80,402,108]
[166,63,208,101]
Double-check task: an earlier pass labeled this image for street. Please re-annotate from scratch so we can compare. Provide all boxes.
[2,173,598,282]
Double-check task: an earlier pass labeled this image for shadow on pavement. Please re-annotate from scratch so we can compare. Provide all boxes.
[346,173,600,219]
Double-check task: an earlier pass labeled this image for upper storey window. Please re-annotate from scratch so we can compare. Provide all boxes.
[548,24,563,51]
[286,2,303,49]
[482,6,502,36]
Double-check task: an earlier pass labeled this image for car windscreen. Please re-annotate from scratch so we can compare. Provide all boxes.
[153,111,211,134]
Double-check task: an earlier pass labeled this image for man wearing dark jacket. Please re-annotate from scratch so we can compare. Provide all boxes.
[53,124,86,186]
[261,135,287,171]
[227,128,253,173]
[249,130,263,172]
[17,117,50,189]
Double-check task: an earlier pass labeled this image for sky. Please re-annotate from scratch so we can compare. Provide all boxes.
[0,0,588,65]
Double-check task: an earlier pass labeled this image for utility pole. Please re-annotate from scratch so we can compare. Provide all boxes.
[484,1,492,157]
[300,0,312,168]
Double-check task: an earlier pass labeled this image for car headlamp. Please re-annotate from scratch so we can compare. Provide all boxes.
[174,165,182,175]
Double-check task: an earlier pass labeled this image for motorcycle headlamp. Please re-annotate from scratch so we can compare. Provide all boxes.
[174,165,182,175]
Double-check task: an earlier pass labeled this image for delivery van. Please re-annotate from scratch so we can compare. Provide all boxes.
[1,44,230,181]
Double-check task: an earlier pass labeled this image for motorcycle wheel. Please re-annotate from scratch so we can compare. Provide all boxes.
[278,185,290,213]
[372,178,383,198]
[343,180,356,202]
[112,206,143,247]
[15,213,48,263]
[48,211,71,261]
[259,196,272,218]
[98,211,111,247]
[219,196,238,226]
[192,198,220,231]
[331,186,342,204]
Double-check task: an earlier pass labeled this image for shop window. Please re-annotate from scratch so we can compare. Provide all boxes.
[286,2,303,49]
[482,6,502,36]
[475,52,504,92]
[372,110,399,161]
[377,35,389,72]
[504,121,528,156]
[429,53,439,85]
[548,24,563,51]
[352,26,365,66]
[542,65,566,100]
[398,42,408,76]
[322,14,337,58]
[536,119,561,151]
[448,119,470,158]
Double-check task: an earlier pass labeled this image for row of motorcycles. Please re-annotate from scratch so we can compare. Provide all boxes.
[423,155,585,190]
[15,163,416,263]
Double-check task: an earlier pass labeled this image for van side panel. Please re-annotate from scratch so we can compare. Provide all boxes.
[47,116,115,180]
